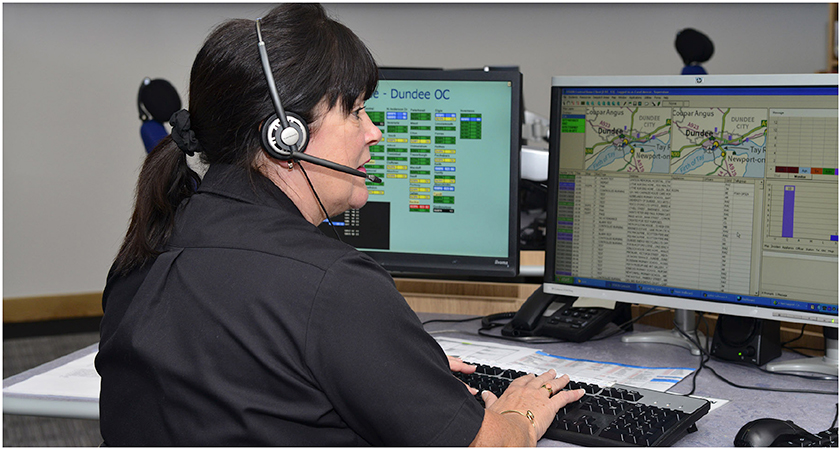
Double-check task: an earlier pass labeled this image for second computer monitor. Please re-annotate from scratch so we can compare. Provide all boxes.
[544,74,838,330]
[321,68,522,277]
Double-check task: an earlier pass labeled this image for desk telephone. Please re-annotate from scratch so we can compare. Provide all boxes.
[500,286,630,342]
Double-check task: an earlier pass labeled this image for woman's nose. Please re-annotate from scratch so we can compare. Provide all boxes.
[366,116,382,145]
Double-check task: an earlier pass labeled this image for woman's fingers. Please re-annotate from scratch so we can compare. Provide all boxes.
[447,356,476,374]
[551,387,586,407]
[481,390,499,408]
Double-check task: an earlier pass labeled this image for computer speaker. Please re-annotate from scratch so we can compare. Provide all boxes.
[711,315,781,366]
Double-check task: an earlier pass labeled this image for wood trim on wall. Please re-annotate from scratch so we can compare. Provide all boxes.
[520,250,545,269]
[397,278,539,316]
[3,293,103,323]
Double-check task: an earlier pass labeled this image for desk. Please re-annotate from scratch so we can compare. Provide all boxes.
[4,313,837,447]
[422,313,838,447]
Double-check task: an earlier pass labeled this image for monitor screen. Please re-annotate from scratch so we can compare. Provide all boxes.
[544,74,838,328]
[319,69,521,277]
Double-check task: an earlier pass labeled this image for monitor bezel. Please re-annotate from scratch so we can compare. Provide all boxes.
[544,73,838,328]
[354,68,522,278]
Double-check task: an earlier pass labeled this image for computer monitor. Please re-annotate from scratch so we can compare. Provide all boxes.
[319,68,522,277]
[544,74,838,374]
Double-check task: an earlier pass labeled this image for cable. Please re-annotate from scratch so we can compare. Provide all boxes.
[780,324,827,355]
[476,327,568,344]
[780,325,826,356]
[671,312,711,396]
[426,329,475,336]
[420,314,564,343]
[686,312,710,396]
[670,313,837,395]
[422,316,484,326]
[782,324,807,346]
[298,163,342,242]
[703,364,837,395]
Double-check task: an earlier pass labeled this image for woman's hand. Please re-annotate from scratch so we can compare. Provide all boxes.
[447,356,478,395]
[477,369,585,444]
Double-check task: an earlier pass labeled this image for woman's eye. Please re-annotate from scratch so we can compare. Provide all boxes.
[352,106,365,118]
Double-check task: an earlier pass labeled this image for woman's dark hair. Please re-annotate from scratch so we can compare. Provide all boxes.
[113,4,378,275]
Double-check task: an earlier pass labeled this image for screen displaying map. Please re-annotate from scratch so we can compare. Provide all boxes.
[552,82,838,316]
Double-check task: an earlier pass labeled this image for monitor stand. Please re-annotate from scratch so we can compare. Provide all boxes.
[621,309,706,356]
[764,327,838,377]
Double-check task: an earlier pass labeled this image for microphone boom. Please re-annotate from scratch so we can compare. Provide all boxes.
[292,152,381,183]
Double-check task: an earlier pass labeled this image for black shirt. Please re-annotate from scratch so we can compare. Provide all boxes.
[95,163,484,446]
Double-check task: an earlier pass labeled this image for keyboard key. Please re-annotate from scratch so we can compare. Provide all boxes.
[627,389,641,400]
[600,426,624,442]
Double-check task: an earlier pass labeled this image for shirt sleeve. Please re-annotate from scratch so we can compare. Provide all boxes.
[304,252,485,446]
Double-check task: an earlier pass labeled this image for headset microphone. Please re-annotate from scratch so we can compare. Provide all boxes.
[293,152,382,183]
[255,19,381,184]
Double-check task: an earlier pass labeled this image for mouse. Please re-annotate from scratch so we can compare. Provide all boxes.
[734,418,814,447]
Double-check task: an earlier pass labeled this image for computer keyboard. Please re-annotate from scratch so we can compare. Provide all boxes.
[455,363,711,447]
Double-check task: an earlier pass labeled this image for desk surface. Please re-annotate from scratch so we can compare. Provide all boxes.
[422,313,838,447]
[4,313,837,447]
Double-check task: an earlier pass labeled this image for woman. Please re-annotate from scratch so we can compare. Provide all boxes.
[95,4,583,446]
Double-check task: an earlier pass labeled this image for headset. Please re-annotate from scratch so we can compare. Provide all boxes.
[254,18,380,183]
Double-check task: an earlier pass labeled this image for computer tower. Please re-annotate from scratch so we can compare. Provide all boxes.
[711,315,781,366]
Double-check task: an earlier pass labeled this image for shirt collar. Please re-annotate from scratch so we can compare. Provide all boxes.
[195,163,304,219]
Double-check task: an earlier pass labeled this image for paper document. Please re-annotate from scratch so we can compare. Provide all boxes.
[435,337,694,392]
[4,351,100,400]
[435,337,541,366]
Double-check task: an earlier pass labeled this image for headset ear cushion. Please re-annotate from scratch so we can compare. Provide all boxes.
[260,113,290,160]
[260,112,309,160]
[285,111,309,152]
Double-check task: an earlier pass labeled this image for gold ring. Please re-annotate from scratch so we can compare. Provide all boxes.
[541,384,553,395]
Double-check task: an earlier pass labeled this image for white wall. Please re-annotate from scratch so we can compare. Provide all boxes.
[2,3,830,298]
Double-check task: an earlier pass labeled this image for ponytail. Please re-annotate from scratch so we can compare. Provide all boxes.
[112,136,200,275]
